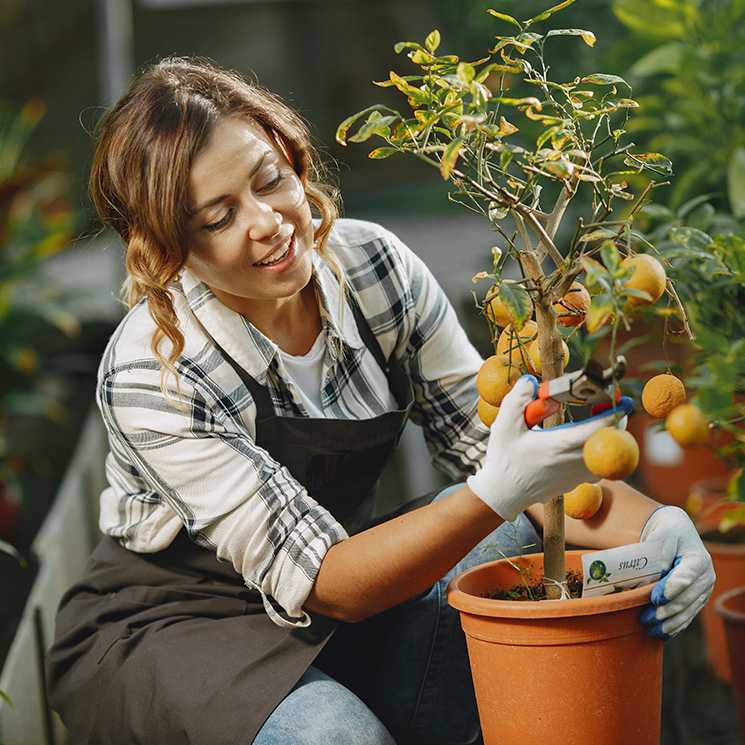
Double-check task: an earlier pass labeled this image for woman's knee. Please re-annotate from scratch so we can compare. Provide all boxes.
[254,667,396,745]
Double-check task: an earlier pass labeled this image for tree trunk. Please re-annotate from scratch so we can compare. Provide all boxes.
[534,295,567,598]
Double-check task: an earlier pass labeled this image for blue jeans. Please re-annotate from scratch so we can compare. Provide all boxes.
[254,485,543,745]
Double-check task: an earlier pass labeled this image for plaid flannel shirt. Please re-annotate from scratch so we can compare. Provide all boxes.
[97,218,487,626]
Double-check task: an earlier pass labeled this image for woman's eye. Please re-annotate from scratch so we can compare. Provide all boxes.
[260,171,284,192]
[204,209,233,232]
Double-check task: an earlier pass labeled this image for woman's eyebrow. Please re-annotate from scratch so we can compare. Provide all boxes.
[191,152,270,215]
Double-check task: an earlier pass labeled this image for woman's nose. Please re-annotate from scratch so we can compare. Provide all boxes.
[247,200,282,242]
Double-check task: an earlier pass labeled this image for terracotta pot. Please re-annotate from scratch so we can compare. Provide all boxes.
[447,550,663,745]
[697,518,745,683]
[714,586,745,742]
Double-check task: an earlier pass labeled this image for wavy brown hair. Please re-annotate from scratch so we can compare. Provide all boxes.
[91,56,340,388]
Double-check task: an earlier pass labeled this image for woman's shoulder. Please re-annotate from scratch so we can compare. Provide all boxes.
[326,217,415,278]
[327,217,407,255]
[98,283,202,375]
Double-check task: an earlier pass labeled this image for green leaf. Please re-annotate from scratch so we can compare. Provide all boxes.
[499,281,533,329]
[581,73,629,88]
[389,71,429,107]
[587,294,614,333]
[368,147,398,159]
[394,41,426,55]
[410,49,435,65]
[457,62,475,86]
[623,152,673,175]
[600,240,621,271]
[336,105,393,145]
[727,147,745,219]
[348,114,398,143]
[439,137,463,179]
[546,28,596,47]
[425,29,441,54]
[630,41,685,77]
[540,159,574,180]
[527,0,579,26]
[668,226,713,252]
[612,0,687,39]
[487,9,522,29]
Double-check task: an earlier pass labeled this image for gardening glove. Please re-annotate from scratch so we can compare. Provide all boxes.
[639,505,715,640]
[468,374,633,522]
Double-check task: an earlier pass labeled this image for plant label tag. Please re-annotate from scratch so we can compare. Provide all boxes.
[581,541,663,598]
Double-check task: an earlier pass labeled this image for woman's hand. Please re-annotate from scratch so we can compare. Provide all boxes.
[639,506,715,639]
[467,375,633,522]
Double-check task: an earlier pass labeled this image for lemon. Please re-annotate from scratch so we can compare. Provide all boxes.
[583,427,640,480]
[666,404,709,447]
[642,374,686,419]
[563,482,604,519]
[476,355,523,407]
[621,254,667,307]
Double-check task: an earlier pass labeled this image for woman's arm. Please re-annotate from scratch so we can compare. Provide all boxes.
[525,479,661,550]
[303,484,502,623]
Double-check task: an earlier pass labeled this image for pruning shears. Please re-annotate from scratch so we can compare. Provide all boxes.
[524,356,627,428]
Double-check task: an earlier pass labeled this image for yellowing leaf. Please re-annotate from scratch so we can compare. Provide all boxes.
[498,116,519,135]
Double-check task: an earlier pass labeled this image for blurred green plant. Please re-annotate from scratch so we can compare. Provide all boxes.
[639,196,745,521]
[0,99,80,539]
[612,0,745,212]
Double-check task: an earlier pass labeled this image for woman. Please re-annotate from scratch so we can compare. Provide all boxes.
[46,57,714,745]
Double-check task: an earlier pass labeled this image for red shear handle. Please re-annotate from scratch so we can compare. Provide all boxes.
[590,388,622,416]
[524,381,560,427]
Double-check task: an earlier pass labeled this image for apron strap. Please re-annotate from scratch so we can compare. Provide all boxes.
[236,291,394,420]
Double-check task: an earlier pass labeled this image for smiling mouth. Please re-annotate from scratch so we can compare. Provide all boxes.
[255,236,293,267]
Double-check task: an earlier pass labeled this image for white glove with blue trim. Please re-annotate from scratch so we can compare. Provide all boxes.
[639,505,715,639]
[468,375,633,522]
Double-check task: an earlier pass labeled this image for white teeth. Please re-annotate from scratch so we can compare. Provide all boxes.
[255,239,291,266]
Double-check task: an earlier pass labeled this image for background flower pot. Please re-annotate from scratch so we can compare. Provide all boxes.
[714,585,745,743]
[447,550,663,745]
[625,415,732,508]
[696,517,745,683]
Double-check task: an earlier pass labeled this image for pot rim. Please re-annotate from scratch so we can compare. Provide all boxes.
[447,549,653,619]
[713,584,745,625]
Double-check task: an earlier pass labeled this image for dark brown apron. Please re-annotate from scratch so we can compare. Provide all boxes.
[46,298,422,745]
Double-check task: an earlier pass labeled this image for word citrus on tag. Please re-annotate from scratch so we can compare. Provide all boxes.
[581,541,663,598]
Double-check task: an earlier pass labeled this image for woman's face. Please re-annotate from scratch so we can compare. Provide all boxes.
[184,116,315,318]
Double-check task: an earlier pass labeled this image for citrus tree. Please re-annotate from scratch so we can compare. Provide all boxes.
[337,0,690,596]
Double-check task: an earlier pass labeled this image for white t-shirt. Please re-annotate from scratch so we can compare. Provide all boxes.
[278,330,326,418]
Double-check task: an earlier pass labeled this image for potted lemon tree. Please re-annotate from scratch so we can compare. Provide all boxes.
[336,3,696,743]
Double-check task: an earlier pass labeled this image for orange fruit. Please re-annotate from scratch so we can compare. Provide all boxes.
[477,397,500,427]
[666,404,709,447]
[621,254,667,306]
[476,354,523,406]
[642,374,686,419]
[496,320,538,358]
[527,338,570,376]
[583,427,640,480]
[483,281,516,327]
[554,281,591,327]
[563,482,604,519]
